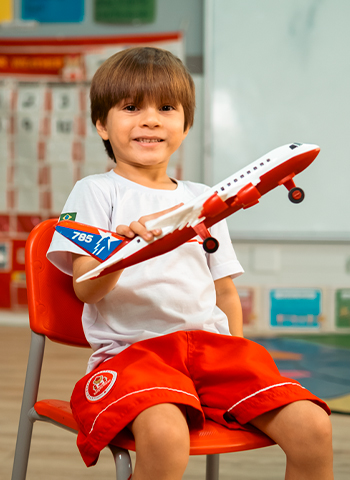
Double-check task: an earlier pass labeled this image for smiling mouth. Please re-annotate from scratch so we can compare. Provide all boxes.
[134,138,164,143]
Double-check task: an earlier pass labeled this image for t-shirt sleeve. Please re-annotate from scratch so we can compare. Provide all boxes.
[207,219,244,281]
[47,175,113,276]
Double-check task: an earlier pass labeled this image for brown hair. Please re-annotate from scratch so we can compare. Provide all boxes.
[90,47,196,161]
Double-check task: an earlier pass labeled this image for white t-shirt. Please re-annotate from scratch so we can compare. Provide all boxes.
[47,170,244,372]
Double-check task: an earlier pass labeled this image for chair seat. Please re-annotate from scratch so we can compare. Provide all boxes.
[34,399,79,431]
[34,399,275,455]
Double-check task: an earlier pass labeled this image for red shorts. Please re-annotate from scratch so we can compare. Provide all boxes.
[70,330,330,466]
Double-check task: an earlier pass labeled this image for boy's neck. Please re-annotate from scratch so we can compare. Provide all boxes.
[113,165,178,190]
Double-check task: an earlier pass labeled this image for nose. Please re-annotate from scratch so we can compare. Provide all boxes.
[140,107,161,128]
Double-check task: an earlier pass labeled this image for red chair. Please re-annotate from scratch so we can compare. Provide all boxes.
[12,218,275,480]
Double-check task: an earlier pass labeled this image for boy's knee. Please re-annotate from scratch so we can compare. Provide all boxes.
[252,401,332,458]
[284,403,333,463]
[132,404,190,464]
[147,418,190,455]
[302,406,332,448]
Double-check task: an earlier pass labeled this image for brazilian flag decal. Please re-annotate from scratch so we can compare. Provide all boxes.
[59,212,77,222]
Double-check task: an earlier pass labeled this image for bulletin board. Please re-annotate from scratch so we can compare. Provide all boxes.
[0,32,183,309]
[205,0,350,241]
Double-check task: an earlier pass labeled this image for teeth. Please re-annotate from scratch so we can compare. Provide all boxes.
[136,138,162,143]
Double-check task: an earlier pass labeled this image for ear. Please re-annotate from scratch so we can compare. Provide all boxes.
[95,120,109,140]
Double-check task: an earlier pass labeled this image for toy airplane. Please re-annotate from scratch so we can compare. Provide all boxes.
[56,142,320,282]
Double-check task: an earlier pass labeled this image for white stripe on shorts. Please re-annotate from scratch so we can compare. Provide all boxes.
[226,382,306,413]
[89,386,200,434]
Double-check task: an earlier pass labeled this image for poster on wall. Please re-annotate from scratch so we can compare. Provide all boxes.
[335,289,350,329]
[269,288,322,329]
[94,0,155,24]
[0,0,13,23]
[22,0,85,23]
[0,32,183,310]
[236,286,257,327]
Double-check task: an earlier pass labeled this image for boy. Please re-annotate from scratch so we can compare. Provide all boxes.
[48,47,333,479]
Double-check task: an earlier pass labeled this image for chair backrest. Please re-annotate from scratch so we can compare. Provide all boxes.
[25,218,89,347]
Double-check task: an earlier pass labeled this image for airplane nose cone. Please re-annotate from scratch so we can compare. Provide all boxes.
[302,144,321,169]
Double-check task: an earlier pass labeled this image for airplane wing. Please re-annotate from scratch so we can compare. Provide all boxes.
[55,220,126,262]
[145,189,214,232]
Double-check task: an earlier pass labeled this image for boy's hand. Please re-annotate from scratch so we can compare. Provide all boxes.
[116,203,184,242]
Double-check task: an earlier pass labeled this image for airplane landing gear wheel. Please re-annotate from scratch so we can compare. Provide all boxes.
[203,237,219,253]
[288,187,305,203]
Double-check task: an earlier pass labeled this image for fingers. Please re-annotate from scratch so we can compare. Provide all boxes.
[115,222,161,242]
[131,221,161,241]
[115,225,137,239]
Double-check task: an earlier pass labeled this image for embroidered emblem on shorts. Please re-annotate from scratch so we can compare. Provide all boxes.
[85,370,117,402]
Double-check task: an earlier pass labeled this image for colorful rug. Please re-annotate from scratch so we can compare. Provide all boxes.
[251,334,350,414]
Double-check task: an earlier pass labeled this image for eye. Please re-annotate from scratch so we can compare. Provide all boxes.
[124,105,138,112]
[160,105,175,111]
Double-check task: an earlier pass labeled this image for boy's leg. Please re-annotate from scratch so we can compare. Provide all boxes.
[130,403,190,480]
[250,400,333,480]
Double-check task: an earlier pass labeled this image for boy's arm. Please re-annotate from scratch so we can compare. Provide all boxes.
[72,219,160,304]
[214,276,243,337]
[72,253,123,304]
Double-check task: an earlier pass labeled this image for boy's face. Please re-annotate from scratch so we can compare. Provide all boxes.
[96,99,189,171]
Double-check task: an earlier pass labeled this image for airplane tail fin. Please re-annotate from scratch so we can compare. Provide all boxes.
[55,220,126,262]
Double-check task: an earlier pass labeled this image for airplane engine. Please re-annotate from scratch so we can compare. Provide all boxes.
[200,193,228,218]
[233,183,261,208]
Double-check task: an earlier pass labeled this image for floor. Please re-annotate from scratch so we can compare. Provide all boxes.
[1,324,350,479]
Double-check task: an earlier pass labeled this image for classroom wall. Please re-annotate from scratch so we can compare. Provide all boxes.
[1,1,349,332]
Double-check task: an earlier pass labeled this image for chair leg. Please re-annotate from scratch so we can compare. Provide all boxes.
[11,332,46,480]
[206,454,220,480]
[109,445,133,480]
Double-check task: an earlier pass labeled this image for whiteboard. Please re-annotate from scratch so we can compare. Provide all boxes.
[205,0,350,241]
